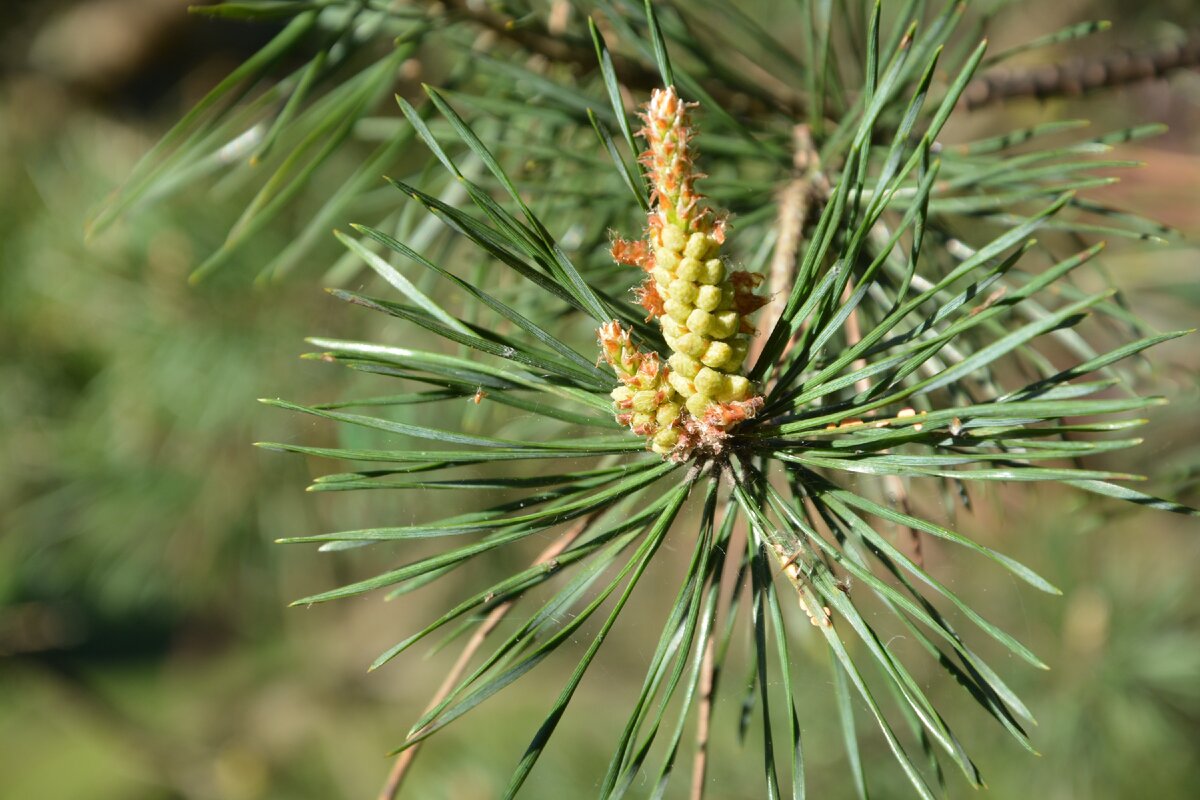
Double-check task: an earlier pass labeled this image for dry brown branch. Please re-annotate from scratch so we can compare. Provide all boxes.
[433,2,1196,120]
[377,514,598,800]
[840,278,870,396]
[963,30,1200,110]
[689,634,717,800]
[547,0,572,37]
[751,125,827,373]
[691,513,747,800]
[425,0,800,115]
[883,474,922,568]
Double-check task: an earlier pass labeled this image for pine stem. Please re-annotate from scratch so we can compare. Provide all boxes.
[424,0,802,115]
[689,635,717,800]
[752,124,825,376]
[691,510,747,800]
[963,29,1200,109]
[841,278,870,396]
[884,474,923,569]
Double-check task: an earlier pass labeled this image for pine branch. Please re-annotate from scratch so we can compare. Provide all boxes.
[964,29,1200,110]
[689,635,716,800]
[752,124,825,368]
[689,513,745,800]
[425,0,802,114]
[142,2,1199,795]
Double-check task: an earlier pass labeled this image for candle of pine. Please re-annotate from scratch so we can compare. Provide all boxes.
[600,87,766,459]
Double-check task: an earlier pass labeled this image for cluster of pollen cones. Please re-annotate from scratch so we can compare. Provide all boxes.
[599,87,767,460]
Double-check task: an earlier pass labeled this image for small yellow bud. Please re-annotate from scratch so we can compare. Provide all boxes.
[668,352,701,378]
[695,285,722,312]
[632,390,659,413]
[686,392,712,418]
[700,259,725,285]
[686,308,715,336]
[700,340,733,369]
[660,316,683,340]
[656,402,681,427]
[603,89,767,453]
[675,332,708,359]
[669,279,699,305]
[651,427,680,453]
[668,371,694,397]
[712,310,739,338]
[676,257,703,281]
[655,249,680,273]
[694,367,726,397]
[684,232,712,259]
[664,299,692,324]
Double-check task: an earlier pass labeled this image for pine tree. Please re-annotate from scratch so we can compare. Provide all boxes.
[100,2,1198,797]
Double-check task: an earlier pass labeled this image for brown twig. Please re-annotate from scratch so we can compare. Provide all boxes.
[883,474,922,568]
[750,125,826,372]
[690,513,747,800]
[546,0,572,37]
[840,278,870,397]
[433,2,1198,119]
[689,634,717,800]
[376,514,597,800]
[963,30,1200,110]
[425,0,801,115]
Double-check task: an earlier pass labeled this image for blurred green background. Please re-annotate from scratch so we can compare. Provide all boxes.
[1,1,1198,798]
